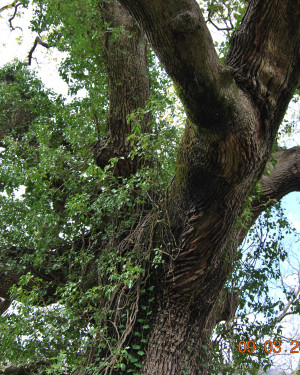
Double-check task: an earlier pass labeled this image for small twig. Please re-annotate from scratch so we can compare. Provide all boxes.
[8,1,22,30]
[206,10,234,32]
[207,17,234,32]
[28,36,50,65]
[0,0,22,30]
[0,0,18,14]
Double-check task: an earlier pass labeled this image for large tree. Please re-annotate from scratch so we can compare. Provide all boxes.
[0,0,299,374]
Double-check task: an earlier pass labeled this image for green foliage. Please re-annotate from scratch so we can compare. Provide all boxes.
[198,0,248,59]
[0,55,180,372]
[211,201,299,374]
[31,0,108,96]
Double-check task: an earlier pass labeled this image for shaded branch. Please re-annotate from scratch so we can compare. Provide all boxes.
[0,244,67,315]
[206,289,240,330]
[206,16,233,32]
[253,147,300,221]
[0,298,11,315]
[0,363,59,375]
[28,36,50,66]
[206,9,234,32]
[0,365,36,375]
[0,248,35,315]
[235,146,300,247]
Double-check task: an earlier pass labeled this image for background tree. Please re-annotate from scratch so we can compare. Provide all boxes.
[0,0,299,374]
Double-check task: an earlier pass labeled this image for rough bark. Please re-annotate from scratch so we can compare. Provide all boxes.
[140,297,208,375]
[118,0,242,129]
[94,2,151,177]
[226,0,300,128]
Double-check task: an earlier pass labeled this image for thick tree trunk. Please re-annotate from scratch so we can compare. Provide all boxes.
[95,2,151,177]
[116,0,300,373]
[141,297,209,375]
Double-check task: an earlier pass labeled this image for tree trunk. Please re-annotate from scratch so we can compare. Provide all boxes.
[141,297,211,375]
[95,2,151,177]
[116,0,300,373]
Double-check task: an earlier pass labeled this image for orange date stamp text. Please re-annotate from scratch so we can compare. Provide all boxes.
[238,340,300,354]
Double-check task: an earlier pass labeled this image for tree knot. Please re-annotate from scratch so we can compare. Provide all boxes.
[171,11,201,33]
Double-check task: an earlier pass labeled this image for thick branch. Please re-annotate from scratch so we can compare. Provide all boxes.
[94,2,151,177]
[0,244,68,315]
[117,0,241,129]
[233,147,300,247]
[226,0,300,133]
[253,147,300,221]
[0,298,11,315]
[0,363,54,375]
[0,261,26,315]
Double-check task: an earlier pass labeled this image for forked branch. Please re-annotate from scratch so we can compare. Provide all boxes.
[0,0,19,14]
[0,0,22,30]
[118,0,240,129]
[28,36,50,65]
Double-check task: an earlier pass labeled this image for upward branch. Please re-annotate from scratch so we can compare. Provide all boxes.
[227,0,300,134]
[118,0,242,129]
[28,36,50,65]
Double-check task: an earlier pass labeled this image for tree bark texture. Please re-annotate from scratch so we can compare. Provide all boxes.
[95,2,151,177]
